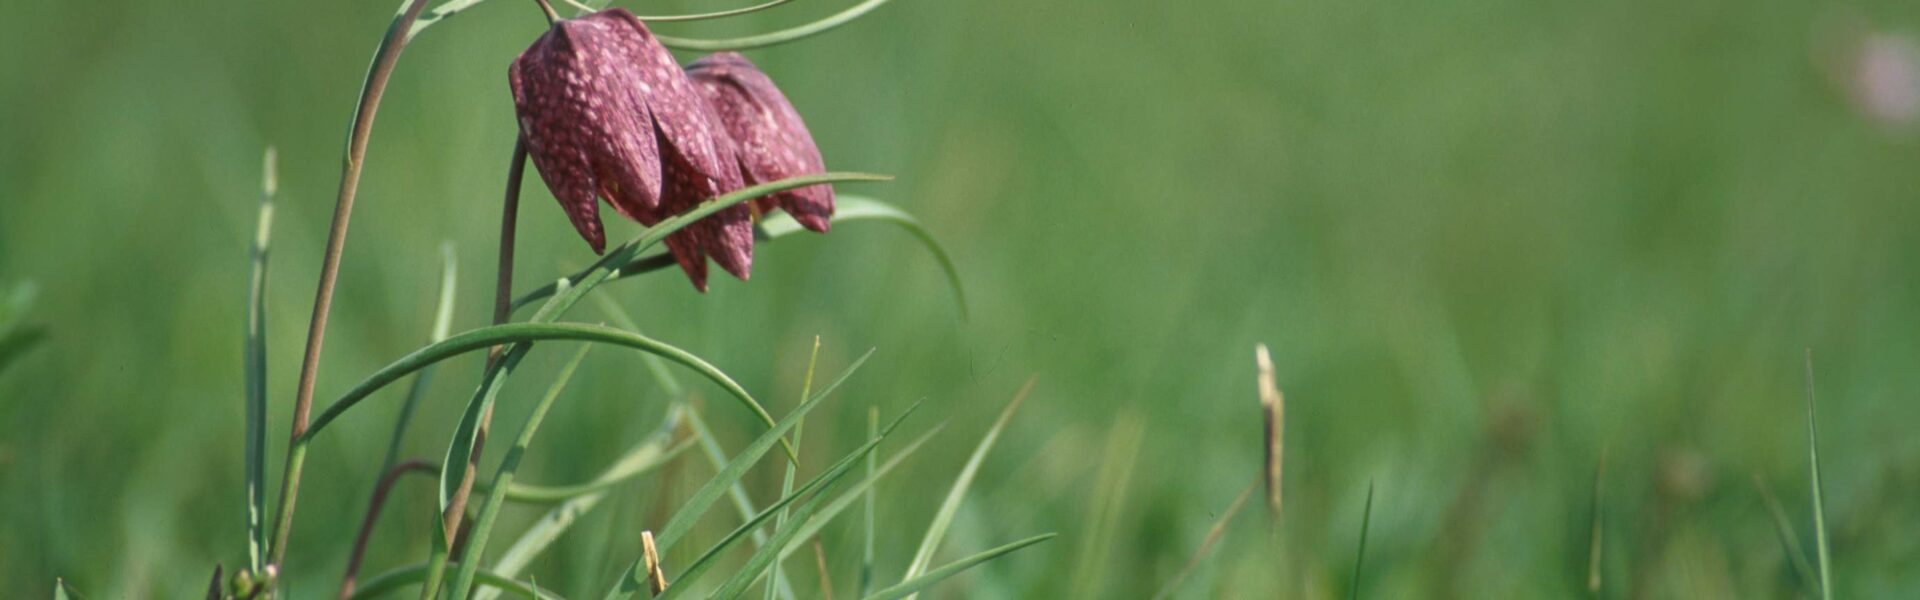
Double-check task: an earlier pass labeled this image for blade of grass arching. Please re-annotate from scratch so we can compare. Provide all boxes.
[1803,350,1832,600]
[348,562,566,600]
[655,349,876,553]
[774,425,943,566]
[523,193,950,317]
[757,196,966,319]
[450,345,593,600]
[658,0,897,51]
[475,406,690,600]
[243,147,277,575]
[901,378,1036,595]
[1151,482,1256,600]
[304,323,775,443]
[1349,481,1376,600]
[635,0,793,22]
[764,339,825,600]
[593,295,684,398]
[652,408,916,600]
[862,534,1058,600]
[860,408,878,599]
[1754,473,1817,596]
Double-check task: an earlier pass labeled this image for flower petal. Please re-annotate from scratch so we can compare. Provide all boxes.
[688,52,835,233]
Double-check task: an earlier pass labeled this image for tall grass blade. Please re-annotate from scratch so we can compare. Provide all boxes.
[652,407,915,600]
[474,406,689,600]
[862,534,1058,600]
[776,426,943,565]
[1066,412,1145,600]
[1254,344,1283,519]
[901,377,1036,598]
[764,338,825,600]
[655,349,874,553]
[1151,482,1256,600]
[450,344,594,600]
[1349,481,1376,600]
[1803,350,1832,600]
[859,407,879,599]
[1754,473,1818,596]
[244,147,277,574]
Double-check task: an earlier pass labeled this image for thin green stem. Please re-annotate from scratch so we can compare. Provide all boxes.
[272,0,435,575]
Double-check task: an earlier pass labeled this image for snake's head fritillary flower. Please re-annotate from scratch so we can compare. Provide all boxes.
[687,52,835,233]
[510,8,753,291]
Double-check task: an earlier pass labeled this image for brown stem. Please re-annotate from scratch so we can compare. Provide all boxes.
[271,0,436,575]
[337,459,437,600]
[445,138,527,562]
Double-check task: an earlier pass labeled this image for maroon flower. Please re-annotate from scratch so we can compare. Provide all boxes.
[687,52,836,233]
[509,8,753,290]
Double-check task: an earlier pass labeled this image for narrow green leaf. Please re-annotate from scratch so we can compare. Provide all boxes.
[901,380,1034,588]
[243,147,277,574]
[451,345,594,600]
[1754,473,1818,597]
[635,0,794,22]
[1349,481,1375,600]
[656,349,874,553]
[514,192,945,317]
[1804,350,1832,600]
[54,577,85,600]
[776,425,942,565]
[304,323,773,444]
[655,407,914,600]
[859,407,879,599]
[764,339,825,600]
[499,439,693,503]
[658,0,898,51]
[475,406,690,600]
[861,534,1057,600]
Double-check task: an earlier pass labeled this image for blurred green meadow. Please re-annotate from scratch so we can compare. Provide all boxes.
[5,0,1920,596]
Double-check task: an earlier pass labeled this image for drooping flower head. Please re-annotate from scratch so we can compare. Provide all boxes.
[509,8,753,290]
[687,52,836,233]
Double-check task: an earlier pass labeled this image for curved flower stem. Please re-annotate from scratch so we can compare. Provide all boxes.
[271,0,435,577]
[433,139,529,593]
[338,459,439,600]
[530,0,561,24]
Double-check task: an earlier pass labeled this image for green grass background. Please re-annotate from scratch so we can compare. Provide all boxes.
[4,0,1920,597]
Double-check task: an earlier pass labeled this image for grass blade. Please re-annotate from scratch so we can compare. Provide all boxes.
[861,534,1058,600]
[859,408,879,599]
[1349,480,1376,600]
[1804,350,1832,599]
[635,0,794,22]
[758,196,967,319]
[1754,473,1818,596]
[450,344,593,600]
[1151,482,1256,600]
[348,562,566,600]
[599,352,875,599]
[764,338,825,600]
[243,147,277,575]
[900,378,1035,595]
[518,194,949,317]
[474,407,689,600]
[776,426,943,566]
[653,406,916,600]
[658,0,897,51]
